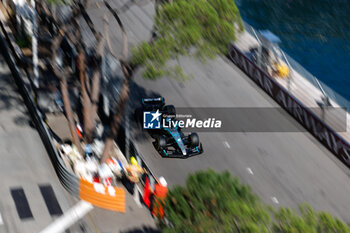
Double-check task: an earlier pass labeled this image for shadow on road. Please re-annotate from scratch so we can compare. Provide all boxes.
[0,72,24,111]
[0,56,32,127]
[121,225,161,233]
[127,78,161,144]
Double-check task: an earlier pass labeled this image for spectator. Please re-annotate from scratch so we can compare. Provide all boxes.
[106,157,123,179]
[151,176,168,218]
[84,144,93,159]
[124,156,144,194]
[98,163,114,186]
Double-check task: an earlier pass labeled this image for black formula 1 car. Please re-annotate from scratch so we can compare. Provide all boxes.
[135,97,203,158]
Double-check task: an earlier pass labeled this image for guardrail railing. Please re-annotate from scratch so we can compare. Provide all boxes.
[0,7,160,212]
[229,42,350,170]
[0,31,129,212]
[0,32,81,196]
[243,22,350,111]
[115,125,160,191]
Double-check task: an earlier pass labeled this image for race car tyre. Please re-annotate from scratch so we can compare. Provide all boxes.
[189,133,200,147]
[162,105,176,116]
[155,136,167,150]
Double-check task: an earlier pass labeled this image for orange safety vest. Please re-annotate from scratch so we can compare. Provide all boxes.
[152,184,168,218]
[154,184,168,199]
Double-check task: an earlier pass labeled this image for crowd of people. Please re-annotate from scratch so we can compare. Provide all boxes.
[57,140,168,218]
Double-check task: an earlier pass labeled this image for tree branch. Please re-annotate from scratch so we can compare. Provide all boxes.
[100,63,130,163]
[78,48,94,144]
[104,1,129,60]
[90,31,105,122]
[52,29,84,155]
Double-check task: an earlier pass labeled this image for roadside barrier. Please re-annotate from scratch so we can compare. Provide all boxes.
[228,44,350,169]
[243,22,350,112]
[0,33,128,212]
[0,5,160,202]
[79,179,125,212]
[115,126,160,192]
[0,9,159,210]
[0,32,81,196]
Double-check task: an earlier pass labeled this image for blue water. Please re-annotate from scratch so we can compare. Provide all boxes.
[236,0,350,102]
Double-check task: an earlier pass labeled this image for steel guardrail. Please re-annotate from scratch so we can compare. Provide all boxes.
[0,32,81,197]
[243,22,350,111]
[115,125,160,188]
[228,43,350,169]
[0,33,128,211]
[1,31,158,205]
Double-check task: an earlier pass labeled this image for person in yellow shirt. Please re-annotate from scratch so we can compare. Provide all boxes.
[273,61,289,78]
[124,156,145,194]
[126,157,144,182]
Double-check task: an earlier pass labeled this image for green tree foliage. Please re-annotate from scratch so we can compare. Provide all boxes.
[160,170,350,233]
[47,0,66,4]
[272,205,350,233]
[160,170,270,233]
[16,33,31,48]
[131,0,243,79]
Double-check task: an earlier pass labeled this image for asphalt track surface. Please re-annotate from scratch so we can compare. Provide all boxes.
[0,56,84,233]
[129,56,350,222]
[81,0,350,223]
[0,54,156,232]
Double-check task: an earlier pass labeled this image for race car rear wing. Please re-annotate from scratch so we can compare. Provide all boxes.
[142,97,165,106]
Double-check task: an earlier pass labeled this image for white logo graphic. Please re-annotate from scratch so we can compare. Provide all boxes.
[143,110,162,129]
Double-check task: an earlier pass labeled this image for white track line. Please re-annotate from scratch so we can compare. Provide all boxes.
[40,200,93,233]
[271,197,279,204]
[223,141,230,149]
[0,212,3,225]
[246,167,254,175]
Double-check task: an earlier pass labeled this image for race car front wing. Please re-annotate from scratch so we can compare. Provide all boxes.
[159,143,203,158]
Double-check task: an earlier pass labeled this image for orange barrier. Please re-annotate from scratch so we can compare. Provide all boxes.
[79,179,125,212]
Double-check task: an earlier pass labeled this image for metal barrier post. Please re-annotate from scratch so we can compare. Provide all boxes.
[136,156,142,169]
[149,175,155,191]
[0,33,81,196]
[252,27,262,68]
[125,99,130,160]
[30,0,39,88]
[281,51,293,92]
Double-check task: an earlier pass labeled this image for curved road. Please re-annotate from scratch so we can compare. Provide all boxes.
[82,0,350,223]
[130,55,350,222]
[0,55,84,233]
